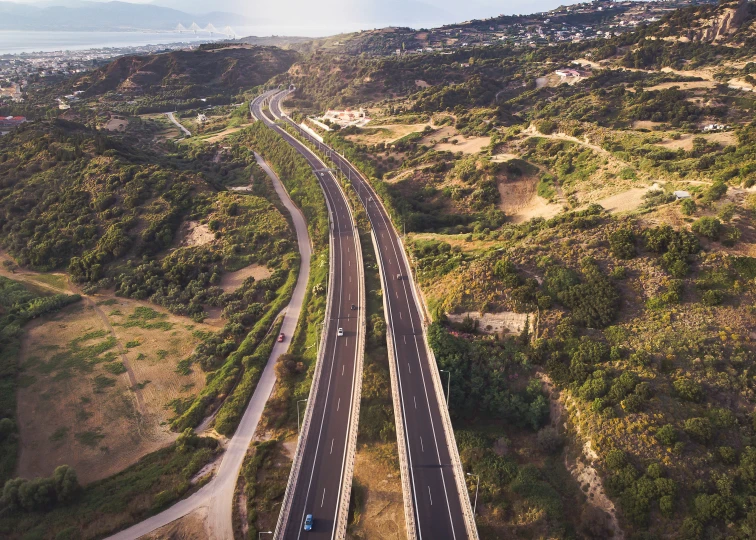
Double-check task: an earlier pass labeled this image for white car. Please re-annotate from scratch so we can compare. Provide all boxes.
[337,328,344,337]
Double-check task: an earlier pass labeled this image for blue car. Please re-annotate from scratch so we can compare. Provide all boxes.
[304,514,313,531]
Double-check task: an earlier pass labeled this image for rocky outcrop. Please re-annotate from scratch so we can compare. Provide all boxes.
[685,0,751,42]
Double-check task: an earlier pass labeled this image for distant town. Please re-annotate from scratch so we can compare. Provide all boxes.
[0,41,205,106]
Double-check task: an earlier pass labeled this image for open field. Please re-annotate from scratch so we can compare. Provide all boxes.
[421,125,490,154]
[655,131,738,151]
[346,123,431,145]
[15,297,214,484]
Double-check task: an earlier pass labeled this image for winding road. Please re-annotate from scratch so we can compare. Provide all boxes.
[107,132,312,540]
[165,112,191,138]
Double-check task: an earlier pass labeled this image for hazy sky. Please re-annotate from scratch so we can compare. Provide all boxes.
[9,0,593,35]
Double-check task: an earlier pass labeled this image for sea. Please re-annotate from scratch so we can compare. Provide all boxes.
[0,24,359,55]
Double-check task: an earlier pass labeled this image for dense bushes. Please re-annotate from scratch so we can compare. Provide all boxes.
[428,323,548,429]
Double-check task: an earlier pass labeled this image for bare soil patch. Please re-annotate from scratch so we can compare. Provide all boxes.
[644,80,717,91]
[143,506,209,539]
[16,298,213,484]
[446,311,532,335]
[655,131,737,151]
[204,125,248,144]
[178,221,215,248]
[497,176,562,223]
[103,116,129,132]
[596,186,652,213]
[219,264,272,293]
[632,120,664,130]
[348,444,406,540]
[434,135,490,154]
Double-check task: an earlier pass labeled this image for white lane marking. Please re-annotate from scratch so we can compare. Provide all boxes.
[420,436,424,452]
[403,335,406,344]
[345,338,348,347]
[399,312,402,320]
[330,439,334,454]
[408,363,411,374]
[428,486,433,505]
[321,488,326,508]
[342,364,345,376]
[349,276,352,283]
[337,398,341,411]
[414,396,417,409]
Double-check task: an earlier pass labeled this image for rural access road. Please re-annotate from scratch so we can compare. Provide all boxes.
[165,112,191,138]
[269,90,477,540]
[107,132,312,540]
[252,93,365,540]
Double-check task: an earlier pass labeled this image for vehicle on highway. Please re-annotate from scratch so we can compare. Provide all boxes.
[337,327,344,337]
[396,273,402,280]
[304,514,313,531]
[351,304,357,310]
[278,333,285,342]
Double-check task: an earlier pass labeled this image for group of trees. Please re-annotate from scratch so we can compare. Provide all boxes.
[1,465,80,513]
[428,323,548,430]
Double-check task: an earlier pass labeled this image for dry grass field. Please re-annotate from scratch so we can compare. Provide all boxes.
[15,296,214,484]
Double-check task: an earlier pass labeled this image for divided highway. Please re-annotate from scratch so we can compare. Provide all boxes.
[268,91,478,540]
[251,93,365,540]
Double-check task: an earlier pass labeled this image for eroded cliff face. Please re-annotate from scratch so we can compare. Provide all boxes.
[684,0,751,42]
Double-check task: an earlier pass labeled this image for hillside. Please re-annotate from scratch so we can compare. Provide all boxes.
[72,46,299,100]
[273,2,756,536]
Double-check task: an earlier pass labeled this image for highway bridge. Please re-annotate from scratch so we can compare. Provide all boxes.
[252,92,367,540]
[267,90,478,540]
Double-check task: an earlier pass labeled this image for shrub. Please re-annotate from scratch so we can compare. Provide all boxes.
[609,228,637,259]
[701,289,724,306]
[656,424,677,446]
[673,377,704,402]
[681,198,697,216]
[684,417,713,444]
[692,217,722,241]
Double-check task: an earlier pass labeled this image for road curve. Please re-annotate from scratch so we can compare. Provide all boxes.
[165,112,191,138]
[251,93,365,540]
[106,108,312,539]
[269,91,478,540]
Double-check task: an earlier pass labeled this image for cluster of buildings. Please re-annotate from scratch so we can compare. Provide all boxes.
[391,0,715,55]
[0,41,201,105]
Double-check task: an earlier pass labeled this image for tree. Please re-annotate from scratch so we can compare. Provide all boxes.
[52,465,80,503]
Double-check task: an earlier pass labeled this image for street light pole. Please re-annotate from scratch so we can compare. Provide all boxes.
[297,399,308,434]
[439,370,450,408]
[467,473,480,516]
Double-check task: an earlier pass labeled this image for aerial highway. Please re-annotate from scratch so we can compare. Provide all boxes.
[252,93,366,540]
[268,90,478,540]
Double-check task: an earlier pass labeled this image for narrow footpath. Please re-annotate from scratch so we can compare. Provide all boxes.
[107,153,312,540]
